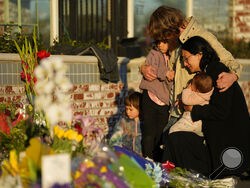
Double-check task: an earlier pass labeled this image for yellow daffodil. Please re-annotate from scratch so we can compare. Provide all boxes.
[100,166,107,173]
[75,134,83,142]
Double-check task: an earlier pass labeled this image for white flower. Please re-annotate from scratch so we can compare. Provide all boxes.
[54,91,70,104]
[34,66,47,80]
[35,95,52,111]
[45,103,72,126]
[55,76,72,91]
[34,80,54,95]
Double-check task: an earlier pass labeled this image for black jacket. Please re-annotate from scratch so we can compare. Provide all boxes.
[78,45,119,83]
[191,61,250,177]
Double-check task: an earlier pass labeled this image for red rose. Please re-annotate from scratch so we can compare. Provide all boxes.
[37,50,50,60]
[74,122,83,134]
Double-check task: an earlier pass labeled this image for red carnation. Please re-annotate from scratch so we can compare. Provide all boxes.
[37,50,50,60]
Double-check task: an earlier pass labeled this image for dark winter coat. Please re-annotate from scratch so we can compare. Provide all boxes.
[191,61,250,177]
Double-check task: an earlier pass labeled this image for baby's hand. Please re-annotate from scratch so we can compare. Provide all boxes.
[166,70,175,81]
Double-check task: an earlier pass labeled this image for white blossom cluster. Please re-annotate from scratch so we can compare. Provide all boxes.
[34,57,73,127]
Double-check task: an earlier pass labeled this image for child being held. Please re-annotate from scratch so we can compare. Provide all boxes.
[169,72,214,137]
[139,38,175,161]
[109,92,142,155]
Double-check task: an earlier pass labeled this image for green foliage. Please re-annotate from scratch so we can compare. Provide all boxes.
[0,26,45,53]
[219,38,250,59]
[48,34,109,55]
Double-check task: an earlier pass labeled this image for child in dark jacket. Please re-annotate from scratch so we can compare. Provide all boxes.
[109,92,142,155]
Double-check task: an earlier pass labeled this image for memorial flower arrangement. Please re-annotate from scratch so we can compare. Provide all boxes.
[0,31,238,188]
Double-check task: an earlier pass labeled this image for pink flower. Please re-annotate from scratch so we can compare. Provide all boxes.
[21,72,26,80]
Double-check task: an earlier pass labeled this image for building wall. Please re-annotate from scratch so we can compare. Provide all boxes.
[229,0,250,41]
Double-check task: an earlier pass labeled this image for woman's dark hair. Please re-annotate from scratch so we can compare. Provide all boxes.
[182,36,220,71]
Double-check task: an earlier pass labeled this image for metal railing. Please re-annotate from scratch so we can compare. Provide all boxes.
[59,0,128,55]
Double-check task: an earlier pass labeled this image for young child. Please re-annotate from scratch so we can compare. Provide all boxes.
[169,72,214,137]
[109,92,142,155]
[139,36,175,161]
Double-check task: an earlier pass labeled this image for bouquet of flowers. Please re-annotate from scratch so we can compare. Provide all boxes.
[14,27,50,105]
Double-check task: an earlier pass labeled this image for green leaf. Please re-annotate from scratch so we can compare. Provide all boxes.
[118,154,155,188]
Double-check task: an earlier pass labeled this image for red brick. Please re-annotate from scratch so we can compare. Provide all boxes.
[5,86,13,94]
[74,94,84,100]
[0,97,5,102]
[109,84,118,90]
[73,111,83,116]
[80,102,86,108]
[107,92,114,98]
[79,84,89,92]
[69,85,78,92]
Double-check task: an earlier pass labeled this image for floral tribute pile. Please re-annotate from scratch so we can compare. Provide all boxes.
[0,32,237,188]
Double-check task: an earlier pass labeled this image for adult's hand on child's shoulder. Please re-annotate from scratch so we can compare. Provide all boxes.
[217,72,237,92]
[141,65,157,81]
[166,70,175,81]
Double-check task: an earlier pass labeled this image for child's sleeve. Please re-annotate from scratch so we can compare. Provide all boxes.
[109,118,123,147]
[145,50,167,81]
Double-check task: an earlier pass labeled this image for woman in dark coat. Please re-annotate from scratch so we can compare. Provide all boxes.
[163,36,250,178]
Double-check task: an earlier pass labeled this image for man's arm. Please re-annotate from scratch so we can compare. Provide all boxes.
[199,30,242,92]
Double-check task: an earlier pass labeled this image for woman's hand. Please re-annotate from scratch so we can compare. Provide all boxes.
[183,105,193,112]
[166,70,175,81]
[141,65,157,81]
[216,72,238,92]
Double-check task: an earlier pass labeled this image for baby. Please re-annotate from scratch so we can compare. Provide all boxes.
[169,72,214,137]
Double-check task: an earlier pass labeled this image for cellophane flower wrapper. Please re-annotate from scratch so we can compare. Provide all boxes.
[168,167,237,187]
[73,144,129,188]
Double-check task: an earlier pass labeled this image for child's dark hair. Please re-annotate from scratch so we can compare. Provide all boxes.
[124,92,141,112]
[192,72,213,93]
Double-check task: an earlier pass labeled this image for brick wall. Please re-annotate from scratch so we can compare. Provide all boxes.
[0,54,249,133]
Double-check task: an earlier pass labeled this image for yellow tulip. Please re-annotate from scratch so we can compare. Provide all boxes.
[63,129,71,138]
[68,130,78,140]
[84,160,95,168]
[28,104,33,111]
[100,166,107,173]
[57,129,65,138]
[74,170,81,179]
[54,125,60,135]
[75,134,83,142]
